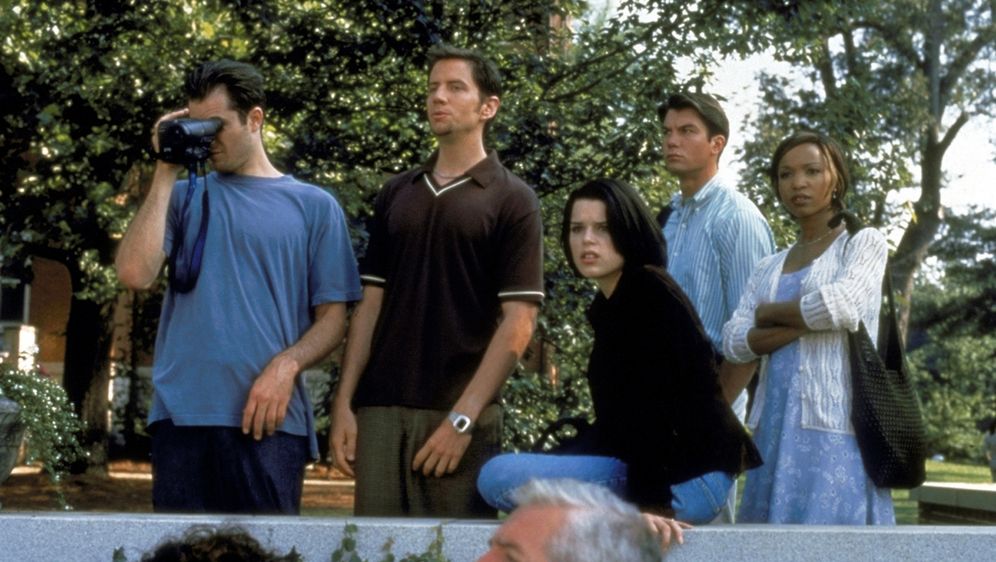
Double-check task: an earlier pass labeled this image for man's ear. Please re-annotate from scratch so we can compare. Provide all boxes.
[248,106,265,133]
[480,96,500,121]
[710,134,727,156]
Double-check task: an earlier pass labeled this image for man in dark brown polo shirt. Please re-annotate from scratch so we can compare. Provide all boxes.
[329,45,544,517]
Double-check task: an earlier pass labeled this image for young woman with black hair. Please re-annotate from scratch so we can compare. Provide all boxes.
[477,178,761,527]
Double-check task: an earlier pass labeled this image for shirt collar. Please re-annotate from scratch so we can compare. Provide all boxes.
[419,150,503,188]
[671,173,723,211]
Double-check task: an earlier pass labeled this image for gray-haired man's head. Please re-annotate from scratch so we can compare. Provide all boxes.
[478,479,663,562]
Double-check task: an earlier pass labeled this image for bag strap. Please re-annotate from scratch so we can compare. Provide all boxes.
[656,203,674,229]
[656,203,674,269]
[877,259,907,373]
[833,210,905,372]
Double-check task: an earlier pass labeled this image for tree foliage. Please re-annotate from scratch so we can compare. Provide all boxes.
[0,363,85,503]
[907,207,995,462]
[730,0,995,333]
[7,0,992,472]
[910,333,995,462]
[2,0,769,462]
[1,0,245,470]
[911,207,996,338]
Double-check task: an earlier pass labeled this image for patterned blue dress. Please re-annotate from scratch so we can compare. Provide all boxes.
[738,266,895,524]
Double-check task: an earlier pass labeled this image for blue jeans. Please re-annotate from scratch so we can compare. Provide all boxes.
[477,452,733,524]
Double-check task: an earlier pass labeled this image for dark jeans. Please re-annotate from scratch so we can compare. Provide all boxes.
[150,419,309,514]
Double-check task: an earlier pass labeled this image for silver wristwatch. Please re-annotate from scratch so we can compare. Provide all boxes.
[448,411,474,434]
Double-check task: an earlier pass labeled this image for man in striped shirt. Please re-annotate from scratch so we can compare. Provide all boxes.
[658,92,775,522]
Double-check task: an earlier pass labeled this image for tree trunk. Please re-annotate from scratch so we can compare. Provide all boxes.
[60,271,115,476]
[887,0,948,344]
[890,135,945,342]
[23,244,115,475]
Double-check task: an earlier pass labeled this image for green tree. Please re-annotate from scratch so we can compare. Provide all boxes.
[911,207,996,338]
[223,0,769,448]
[908,207,995,462]
[731,0,995,334]
[2,0,771,468]
[910,333,995,462]
[1,0,251,471]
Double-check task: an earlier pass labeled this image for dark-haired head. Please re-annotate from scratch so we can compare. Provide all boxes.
[426,44,502,101]
[185,59,265,125]
[769,131,851,213]
[140,525,295,562]
[560,178,667,276]
[426,44,502,137]
[657,92,729,160]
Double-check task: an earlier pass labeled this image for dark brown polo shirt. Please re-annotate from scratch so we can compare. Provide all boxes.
[354,151,544,410]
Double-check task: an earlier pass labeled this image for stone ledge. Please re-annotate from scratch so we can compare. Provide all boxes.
[1,513,995,562]
[909,483,996,511]
[909,482,996,525]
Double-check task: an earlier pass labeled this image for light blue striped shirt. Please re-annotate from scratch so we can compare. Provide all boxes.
[663,173,774,355]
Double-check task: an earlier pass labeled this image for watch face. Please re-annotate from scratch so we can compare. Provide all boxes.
[450,413,472,433]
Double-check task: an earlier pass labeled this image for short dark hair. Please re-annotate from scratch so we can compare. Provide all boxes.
[561,178,667,276]
[768,131,851,213]
[657,92,730,144]
[141,525,296,562]
[426,44,502,100]
[184,59,266,124]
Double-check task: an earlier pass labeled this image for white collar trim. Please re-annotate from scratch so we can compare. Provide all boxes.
[424,174,473,197]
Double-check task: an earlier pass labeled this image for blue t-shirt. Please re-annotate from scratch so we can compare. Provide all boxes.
[149,172,362,458]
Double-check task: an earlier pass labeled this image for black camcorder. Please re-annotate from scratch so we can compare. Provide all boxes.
[156,118,222,166]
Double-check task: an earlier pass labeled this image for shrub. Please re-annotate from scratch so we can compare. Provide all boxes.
[0,362,86,487]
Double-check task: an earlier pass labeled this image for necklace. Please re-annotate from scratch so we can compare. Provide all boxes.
[795,226,838,248]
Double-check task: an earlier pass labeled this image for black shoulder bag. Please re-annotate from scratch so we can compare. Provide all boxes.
[837,213,927,489]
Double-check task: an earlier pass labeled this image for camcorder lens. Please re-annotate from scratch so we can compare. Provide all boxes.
[180,118,222,137]
[157,118,223,165]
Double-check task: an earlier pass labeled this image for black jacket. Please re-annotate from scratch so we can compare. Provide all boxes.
[579,265,762,511]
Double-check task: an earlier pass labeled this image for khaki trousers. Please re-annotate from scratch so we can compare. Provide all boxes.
[354,404,501,518]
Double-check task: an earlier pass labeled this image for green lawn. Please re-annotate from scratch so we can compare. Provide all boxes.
[892,459,992,524]
[735,459,991,524]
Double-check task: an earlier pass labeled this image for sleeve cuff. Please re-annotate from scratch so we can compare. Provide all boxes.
[800,289,833,330]
[360,274,386,286]
[724,324,759,364]
[497,289,545,302]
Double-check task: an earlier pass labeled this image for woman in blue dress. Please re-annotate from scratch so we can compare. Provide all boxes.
[722,131,894,524]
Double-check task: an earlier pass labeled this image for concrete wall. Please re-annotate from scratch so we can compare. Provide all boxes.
[1,513,994,562]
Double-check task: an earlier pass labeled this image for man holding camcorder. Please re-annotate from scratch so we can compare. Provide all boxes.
[116,59,361,514]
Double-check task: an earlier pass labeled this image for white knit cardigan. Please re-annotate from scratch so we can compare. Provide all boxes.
[722,228,888,434]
